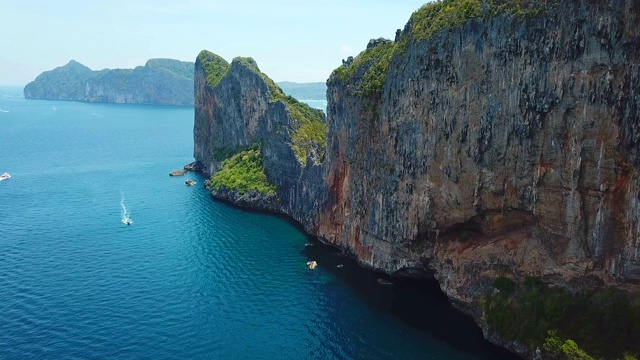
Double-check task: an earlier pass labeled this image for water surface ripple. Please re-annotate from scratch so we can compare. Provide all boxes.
[0,88,513,359]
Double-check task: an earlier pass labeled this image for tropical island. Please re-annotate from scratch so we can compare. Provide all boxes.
[191,0,640,359]
[276,81,326,101]
[23,58,194,106]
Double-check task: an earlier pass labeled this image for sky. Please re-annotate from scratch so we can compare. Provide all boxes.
[0,0,431,86]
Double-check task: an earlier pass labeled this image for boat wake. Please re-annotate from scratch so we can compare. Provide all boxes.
[0,109,9,113]
[120,195,133,225]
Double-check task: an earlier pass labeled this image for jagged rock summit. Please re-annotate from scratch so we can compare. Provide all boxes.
[24,58,194,106]
[194,50,326,224]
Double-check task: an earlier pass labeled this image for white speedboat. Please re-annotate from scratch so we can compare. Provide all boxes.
[0,173,11,181]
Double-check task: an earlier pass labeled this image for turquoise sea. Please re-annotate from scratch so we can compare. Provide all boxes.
[0,87,514,359]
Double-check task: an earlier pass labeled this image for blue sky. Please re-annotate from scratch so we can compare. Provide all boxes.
[0,0,430,86]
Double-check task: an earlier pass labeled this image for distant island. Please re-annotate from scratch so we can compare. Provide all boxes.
[23,59,194,106]
[276,81,326,101]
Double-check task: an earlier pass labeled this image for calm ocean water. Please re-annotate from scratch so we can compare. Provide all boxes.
[0,87,514,359]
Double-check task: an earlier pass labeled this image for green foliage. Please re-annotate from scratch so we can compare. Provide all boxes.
[360,42,396,96]
[331,0,552,96]
[544,332,593,360]
[234,56,260,71]
[408,0,481,43]
[492,276,515,292]
[283,95,326,166]
[334,40,395,96]
[209,144,277,195]
[198,50,230,88]
[484,0,548,19]
[212,145,251,162]
[243,62,326,165]
[483,281,640,359]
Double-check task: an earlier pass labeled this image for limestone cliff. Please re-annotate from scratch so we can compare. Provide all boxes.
[323,0,640,356]
[327,0,640,282]
[194,0,640,357]
[193,51,326,230]
[24,59,194,106]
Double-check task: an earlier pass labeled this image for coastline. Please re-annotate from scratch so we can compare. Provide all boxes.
[195,165,522,359]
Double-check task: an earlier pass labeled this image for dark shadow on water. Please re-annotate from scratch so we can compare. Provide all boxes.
[208,196,520,360]
[301,238,520,360]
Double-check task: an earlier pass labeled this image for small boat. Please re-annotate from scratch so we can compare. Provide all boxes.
[125,219,133,225]
[0,172,11,181]
[185,179,197,186]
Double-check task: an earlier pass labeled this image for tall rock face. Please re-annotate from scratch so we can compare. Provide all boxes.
[194,1,640,356]
[324,0,640,287]
[24,59,194,106]
[193,51,326,230]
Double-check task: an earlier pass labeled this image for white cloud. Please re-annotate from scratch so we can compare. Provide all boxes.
[339,45,352,54]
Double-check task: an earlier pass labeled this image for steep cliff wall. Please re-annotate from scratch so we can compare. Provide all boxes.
[193,51,326,230]
[322,0,640,356]
[24,59,194,106]
[325,0,640,285]
[194,1,640,357]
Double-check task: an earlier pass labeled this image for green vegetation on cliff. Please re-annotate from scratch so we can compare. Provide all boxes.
[209,144,276,195]
[483,277,640,359]
[197,50,230,88]
[233,57,326,166]
[264,78,326,165]
[332,0,550,95]
[234,56,260,72]
[282,95,326,166]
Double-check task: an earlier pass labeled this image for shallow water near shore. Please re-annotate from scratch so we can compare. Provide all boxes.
[0,87,515,359]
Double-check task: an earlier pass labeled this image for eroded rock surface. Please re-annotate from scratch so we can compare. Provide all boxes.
[194,1,640,356]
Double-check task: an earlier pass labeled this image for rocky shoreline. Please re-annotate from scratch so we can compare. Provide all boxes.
[204,180,280,212]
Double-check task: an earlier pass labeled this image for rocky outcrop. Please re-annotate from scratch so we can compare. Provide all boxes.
[194,0,640,357]
[24,59,194,106]
[193,51,327,230]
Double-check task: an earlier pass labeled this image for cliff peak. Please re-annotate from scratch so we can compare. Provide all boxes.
[196,50,230,88]
[66,59,88,67]
[232,56,260,72]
